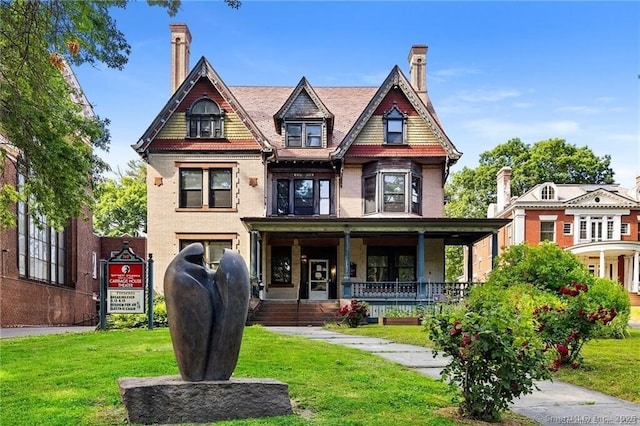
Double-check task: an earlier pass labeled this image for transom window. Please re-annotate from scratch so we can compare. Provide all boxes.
[363,162,421,215]
[383,105,407,144]
[274,177,332,216]
[179,240,231,271]
[178,166,233,209]
[285,123,322,148]
[578,215,616,242]
[187,97,224,138]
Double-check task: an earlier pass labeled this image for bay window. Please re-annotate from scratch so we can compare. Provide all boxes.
[363,161,422,215]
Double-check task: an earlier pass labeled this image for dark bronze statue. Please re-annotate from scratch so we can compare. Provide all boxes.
[164,243,250,381]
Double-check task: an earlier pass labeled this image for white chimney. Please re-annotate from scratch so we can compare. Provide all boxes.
[496,166,512,213]
[170,23,192,95]
[408,45,428,104]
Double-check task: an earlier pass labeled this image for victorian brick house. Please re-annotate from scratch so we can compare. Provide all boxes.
[472,167,640,301]
[134,24,509,321]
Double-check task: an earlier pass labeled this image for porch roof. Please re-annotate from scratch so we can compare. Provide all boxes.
[241,217,511,245]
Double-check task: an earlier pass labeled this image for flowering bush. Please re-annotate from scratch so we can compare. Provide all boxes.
[427,291,550,422]
[335,299,369,328]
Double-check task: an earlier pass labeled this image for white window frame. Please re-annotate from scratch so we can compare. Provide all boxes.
[621,222,630,236]
[563,222,573,235]
[540,221,555,242]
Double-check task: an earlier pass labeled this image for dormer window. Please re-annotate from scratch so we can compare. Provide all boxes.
[540,183,556,200]
[187,97,224,138]
[383,105,407,144]
[285,122,322,148]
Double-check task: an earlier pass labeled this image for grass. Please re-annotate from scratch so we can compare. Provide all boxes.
[333,323,640,403]
[1,326,465,426]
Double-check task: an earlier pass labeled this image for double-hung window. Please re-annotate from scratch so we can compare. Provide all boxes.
[274,177,332,216]
[540,221,555,242]
[178,166,234,209]
[271,246,292,284]
[366,247,416,282]
[187,98,224,138]
[285,123,322,148]
[179,169,203,208]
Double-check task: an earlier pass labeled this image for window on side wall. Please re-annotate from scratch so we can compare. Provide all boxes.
[621,222,630,236]
[540,221,555,242]
[563,222,573,235]
[187,98,224,139]
[179,240,231,271]
[17,174,67,285]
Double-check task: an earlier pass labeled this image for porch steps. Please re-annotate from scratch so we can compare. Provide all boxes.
[628,292,640,307]
[248,300,340,326]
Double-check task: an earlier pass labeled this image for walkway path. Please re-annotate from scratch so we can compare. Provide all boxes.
[267,326,640,426]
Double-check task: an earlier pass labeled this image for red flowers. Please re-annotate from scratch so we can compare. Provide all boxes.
[558,282,588,297]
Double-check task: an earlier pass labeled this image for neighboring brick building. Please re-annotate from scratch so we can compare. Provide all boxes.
[472,167,640,298]
[134,24,509,317]
[0,63,104,326]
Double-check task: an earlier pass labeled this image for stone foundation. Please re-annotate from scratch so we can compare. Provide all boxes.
[118,375,293,424]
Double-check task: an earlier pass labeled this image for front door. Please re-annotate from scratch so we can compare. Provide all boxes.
[309,259,329,300]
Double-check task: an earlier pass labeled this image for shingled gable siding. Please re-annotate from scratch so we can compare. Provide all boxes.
[352,117,440,146]
[156,112,254,140]
[288,91,324,118]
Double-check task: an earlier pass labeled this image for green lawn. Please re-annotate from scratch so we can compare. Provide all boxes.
[332,323,640,403]
[1,326,461,426]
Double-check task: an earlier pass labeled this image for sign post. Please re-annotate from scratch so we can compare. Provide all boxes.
[105,242,146,317]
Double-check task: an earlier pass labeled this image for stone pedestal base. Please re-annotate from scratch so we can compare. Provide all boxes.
[118,375,293,424]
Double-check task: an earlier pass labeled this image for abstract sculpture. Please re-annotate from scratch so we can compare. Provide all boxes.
[163,242,250,381]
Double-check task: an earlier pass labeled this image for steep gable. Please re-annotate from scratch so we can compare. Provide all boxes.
[565,188,638,207]
[273,77,334,134]
[132,57,271,157]
[332,65,461,163]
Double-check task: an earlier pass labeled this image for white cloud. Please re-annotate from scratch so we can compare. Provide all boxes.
[456,89,522,103]
[429,67,481,82]
[462,118,580,140]
[555,105,601,114]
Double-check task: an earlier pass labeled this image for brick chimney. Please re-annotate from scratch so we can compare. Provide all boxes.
[170,23,192,95]
[496,166,512,213]
[408,45,428,104]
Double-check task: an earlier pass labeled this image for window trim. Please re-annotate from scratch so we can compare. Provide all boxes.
[285,122,323,148]
[362,161,422,215]
[383,105,407,145]
[272,175,334,216]
[270,246,292,286]
[540,221,555,242]
[178,238,233,271]
[176,163,237,211]
[186,97,225,139]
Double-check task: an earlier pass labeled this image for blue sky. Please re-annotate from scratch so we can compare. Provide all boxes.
[73,1,640,188]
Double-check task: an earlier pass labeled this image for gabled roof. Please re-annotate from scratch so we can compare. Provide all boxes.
[331,65,461,162]
[132,56,272,156]
[565,187,638,207]
[273,77,334,133]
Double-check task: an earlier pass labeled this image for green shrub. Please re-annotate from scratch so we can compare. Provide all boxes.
[488,242,594,291]
[107,294,168,329]
[583,278,630,339]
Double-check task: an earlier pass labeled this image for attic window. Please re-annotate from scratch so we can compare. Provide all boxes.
[187,97,225,139]
[540,184,556,200]
[285,122,322,148]
[383,105,407,144]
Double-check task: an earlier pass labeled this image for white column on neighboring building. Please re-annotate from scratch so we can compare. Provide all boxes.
[633,250,639,293]
[599,250,605,278]
[514,209,526,244]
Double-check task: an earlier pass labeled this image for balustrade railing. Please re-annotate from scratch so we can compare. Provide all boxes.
[346,281,474,304]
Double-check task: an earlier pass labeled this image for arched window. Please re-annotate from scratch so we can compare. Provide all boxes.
[187,97,224,138]
[540,184,556,200]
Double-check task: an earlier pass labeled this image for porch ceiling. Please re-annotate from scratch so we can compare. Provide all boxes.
[241,217,511,245]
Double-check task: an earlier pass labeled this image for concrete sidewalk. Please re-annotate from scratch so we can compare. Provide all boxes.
[267,326,640,426]
[0,326,95,338]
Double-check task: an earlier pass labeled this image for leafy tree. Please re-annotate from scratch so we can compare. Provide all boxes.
[94,159,146,237]
[444,138,614,279]
[0,0,240,230]
[445,138,614,220]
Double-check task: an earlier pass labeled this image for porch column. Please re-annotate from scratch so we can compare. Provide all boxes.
[342,229,352,298]
[633,251,639,293]
[466,243,473,282]
[599,250,605,278]
[491,232,499,268]
[417,231,426,298]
